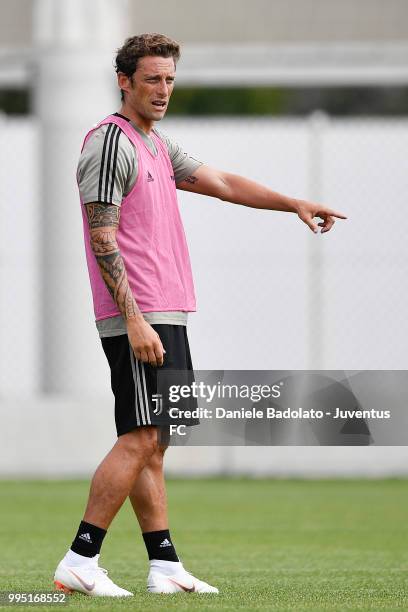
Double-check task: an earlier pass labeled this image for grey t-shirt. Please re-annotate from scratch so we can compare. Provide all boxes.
[77,114,202,337]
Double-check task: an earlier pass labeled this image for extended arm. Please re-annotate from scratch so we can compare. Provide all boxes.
[85,203,164,366]
[177,165,346,233]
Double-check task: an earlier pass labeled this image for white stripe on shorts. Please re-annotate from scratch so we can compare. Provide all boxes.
[140,361,151,425]
[129,345,153,426]
[128,344,141,426]
[135,355,148,425]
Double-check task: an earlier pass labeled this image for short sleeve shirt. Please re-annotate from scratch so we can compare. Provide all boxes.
[78,113,203,336]
[77,113,202,206]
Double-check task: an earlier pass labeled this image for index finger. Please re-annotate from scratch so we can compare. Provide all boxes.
[318,208,347,220]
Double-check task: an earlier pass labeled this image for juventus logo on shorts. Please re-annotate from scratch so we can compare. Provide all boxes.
[152,393,163,415]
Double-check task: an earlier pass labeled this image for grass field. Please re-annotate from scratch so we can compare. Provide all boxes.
[0,479,407,611]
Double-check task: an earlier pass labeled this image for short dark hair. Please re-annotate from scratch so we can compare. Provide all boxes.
[115,33,181,101]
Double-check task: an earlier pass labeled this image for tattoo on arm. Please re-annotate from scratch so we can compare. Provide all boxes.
[184,175,198,185]
[85,203,140,320]
[85,203,120,228]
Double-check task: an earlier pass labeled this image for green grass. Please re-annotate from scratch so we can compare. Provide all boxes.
[0,479,407,610]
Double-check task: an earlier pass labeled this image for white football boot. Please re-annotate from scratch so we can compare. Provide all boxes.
[54,554,133,597]
[147,559,219,594]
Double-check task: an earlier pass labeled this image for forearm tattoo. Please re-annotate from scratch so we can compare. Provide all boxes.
[85,203,140,320]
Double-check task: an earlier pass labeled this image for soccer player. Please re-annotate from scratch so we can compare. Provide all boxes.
[53,33,346,597]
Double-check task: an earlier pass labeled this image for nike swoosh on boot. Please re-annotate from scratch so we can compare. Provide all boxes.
[168,578,196,592]
[68,569,95,592]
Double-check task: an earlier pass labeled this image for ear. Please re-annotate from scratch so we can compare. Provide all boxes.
[117,72,133,96]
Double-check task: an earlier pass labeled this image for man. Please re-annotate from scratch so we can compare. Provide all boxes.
[54,33,346,597]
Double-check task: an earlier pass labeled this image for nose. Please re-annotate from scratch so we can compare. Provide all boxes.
[156,79,168,98]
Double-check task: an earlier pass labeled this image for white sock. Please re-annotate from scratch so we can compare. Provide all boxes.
[63,549,98,567]
[149,559,182,575]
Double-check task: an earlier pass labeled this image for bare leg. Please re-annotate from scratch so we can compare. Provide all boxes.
[83,426,158,530]
[128,445,168,533]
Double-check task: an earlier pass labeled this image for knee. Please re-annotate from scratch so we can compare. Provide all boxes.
[119,426,159,459]
[148,445,166,470]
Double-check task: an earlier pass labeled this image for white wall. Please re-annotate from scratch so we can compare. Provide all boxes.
[1,116,407,476]
[0,117,40,395]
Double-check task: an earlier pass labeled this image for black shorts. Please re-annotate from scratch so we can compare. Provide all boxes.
[101,324,199,436]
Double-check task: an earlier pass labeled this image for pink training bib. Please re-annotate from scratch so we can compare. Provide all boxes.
[79,114,196,320]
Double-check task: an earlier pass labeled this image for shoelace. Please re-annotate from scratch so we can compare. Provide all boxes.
[176,569,200,585]
[183,569,198,580]
[95,567,114,583]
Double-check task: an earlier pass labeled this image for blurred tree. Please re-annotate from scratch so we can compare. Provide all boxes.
[168,87,408,116]
[1,87,407,116]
